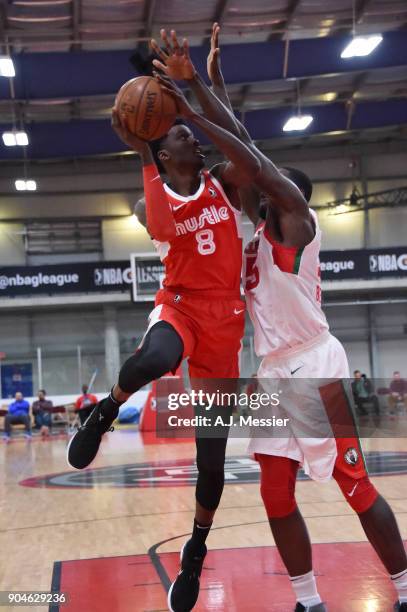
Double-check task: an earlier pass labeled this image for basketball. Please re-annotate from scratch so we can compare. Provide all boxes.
[114,76,177,141]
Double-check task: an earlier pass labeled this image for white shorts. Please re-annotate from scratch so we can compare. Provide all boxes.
[248,331,352,482]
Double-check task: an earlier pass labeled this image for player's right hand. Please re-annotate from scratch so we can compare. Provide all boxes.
[151,29,196,81]
[111,109,149,154]
[207,22,223,86]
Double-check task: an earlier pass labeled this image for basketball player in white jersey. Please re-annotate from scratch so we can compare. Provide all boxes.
[156,25,407,612]
[243,172,407,611]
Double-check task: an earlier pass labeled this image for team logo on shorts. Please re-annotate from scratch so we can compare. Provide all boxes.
[344,447,359,466]
[174,294,182,303]
[208,187,217,198]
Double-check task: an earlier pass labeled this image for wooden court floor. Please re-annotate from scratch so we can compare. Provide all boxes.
[0,430,406,612]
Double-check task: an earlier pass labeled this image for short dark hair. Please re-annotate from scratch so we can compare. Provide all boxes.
[38,389,46,394]
[281,166,313,203]
[149,118,187,174]
[354,370,361,375]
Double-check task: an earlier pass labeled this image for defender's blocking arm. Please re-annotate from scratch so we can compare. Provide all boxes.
[151,28,248,143]
[155,73,260,187]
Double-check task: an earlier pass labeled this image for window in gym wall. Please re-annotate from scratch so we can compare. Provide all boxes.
[24,219,102,264]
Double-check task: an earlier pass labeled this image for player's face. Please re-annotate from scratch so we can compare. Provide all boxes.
[162,125,205,172]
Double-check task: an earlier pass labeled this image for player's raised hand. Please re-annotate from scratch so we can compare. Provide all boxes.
[153,71,195,119]
[151,29,196,81]
[111,109,149,154]
[207,22,222,86]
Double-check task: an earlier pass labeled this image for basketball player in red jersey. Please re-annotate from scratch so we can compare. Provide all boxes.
[67,52,261,612]
[156,25,407,612]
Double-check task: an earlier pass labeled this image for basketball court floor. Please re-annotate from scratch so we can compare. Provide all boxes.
[1,427,406,612]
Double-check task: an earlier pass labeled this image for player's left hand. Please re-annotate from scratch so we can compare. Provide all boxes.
[151,29,196,81]
[111,109,150,153]
[207,22,223,86]
[153,71,195,119]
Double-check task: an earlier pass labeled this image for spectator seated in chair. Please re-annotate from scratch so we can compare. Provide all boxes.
[388,371,407,414]
[75,384,98,425]
[351,370,380,416]
[32,389,53,437]
[3,391,32,442]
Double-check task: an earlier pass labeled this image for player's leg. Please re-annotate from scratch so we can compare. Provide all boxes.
[333,458,407,609]
[168,304,243,612]
[257,453,326,612]
[67,320,185,469]
[168,386,232,612]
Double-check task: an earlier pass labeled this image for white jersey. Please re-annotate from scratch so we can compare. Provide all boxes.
[243,209,328,357]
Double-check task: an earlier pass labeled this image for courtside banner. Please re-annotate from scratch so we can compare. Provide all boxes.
[153,378,407,439]
[320,246,407,280]
[0,261,133,297]
[0,246,406,297]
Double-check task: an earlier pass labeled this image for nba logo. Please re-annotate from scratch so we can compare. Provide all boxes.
[209,187,217,198]
[174,294,182,303]
[369,255,378,272]
[344,448,359,466]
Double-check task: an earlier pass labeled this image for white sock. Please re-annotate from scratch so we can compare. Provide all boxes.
[392,568,407,603]
[290,570,322,607]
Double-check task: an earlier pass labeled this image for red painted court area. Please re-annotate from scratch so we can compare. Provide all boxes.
[54,541,399,612]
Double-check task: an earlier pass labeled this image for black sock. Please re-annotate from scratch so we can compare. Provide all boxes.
[190,518,212,553]
[100,388,122,419]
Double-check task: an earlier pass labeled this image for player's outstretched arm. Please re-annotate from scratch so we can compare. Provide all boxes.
[206,23,253,144]
[207,22,232,111]
[155,73,260,187]
[112,110,176,242]
[151,28,246,143]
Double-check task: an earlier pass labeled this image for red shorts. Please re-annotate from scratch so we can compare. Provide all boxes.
[148,288,245,378]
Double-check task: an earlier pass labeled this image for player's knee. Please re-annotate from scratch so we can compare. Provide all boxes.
[338,475,378,514]
[196,450,225,475]
[260,483,297,518]
[118,346,172,392]
[256,453,298,518]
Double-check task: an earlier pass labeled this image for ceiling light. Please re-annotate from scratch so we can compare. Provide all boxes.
[0,57,15,77]
[283,115,314,132]
[15,180,26,191]
[16,131,29,146]
[341,35,383,59]
[2,131,29,146]
[3,132,17,146]
[15,179,37,191]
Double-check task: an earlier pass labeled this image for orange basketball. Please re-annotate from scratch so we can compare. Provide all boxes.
[114,76,177,141]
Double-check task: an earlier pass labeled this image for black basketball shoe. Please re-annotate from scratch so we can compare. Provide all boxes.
[67,393,120,469]
[167,539,207,612]
[394,602,407,611]
[294,604,327,612]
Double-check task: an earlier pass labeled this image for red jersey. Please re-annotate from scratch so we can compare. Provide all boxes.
[154,170,243,295]
[75,393,98,411]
